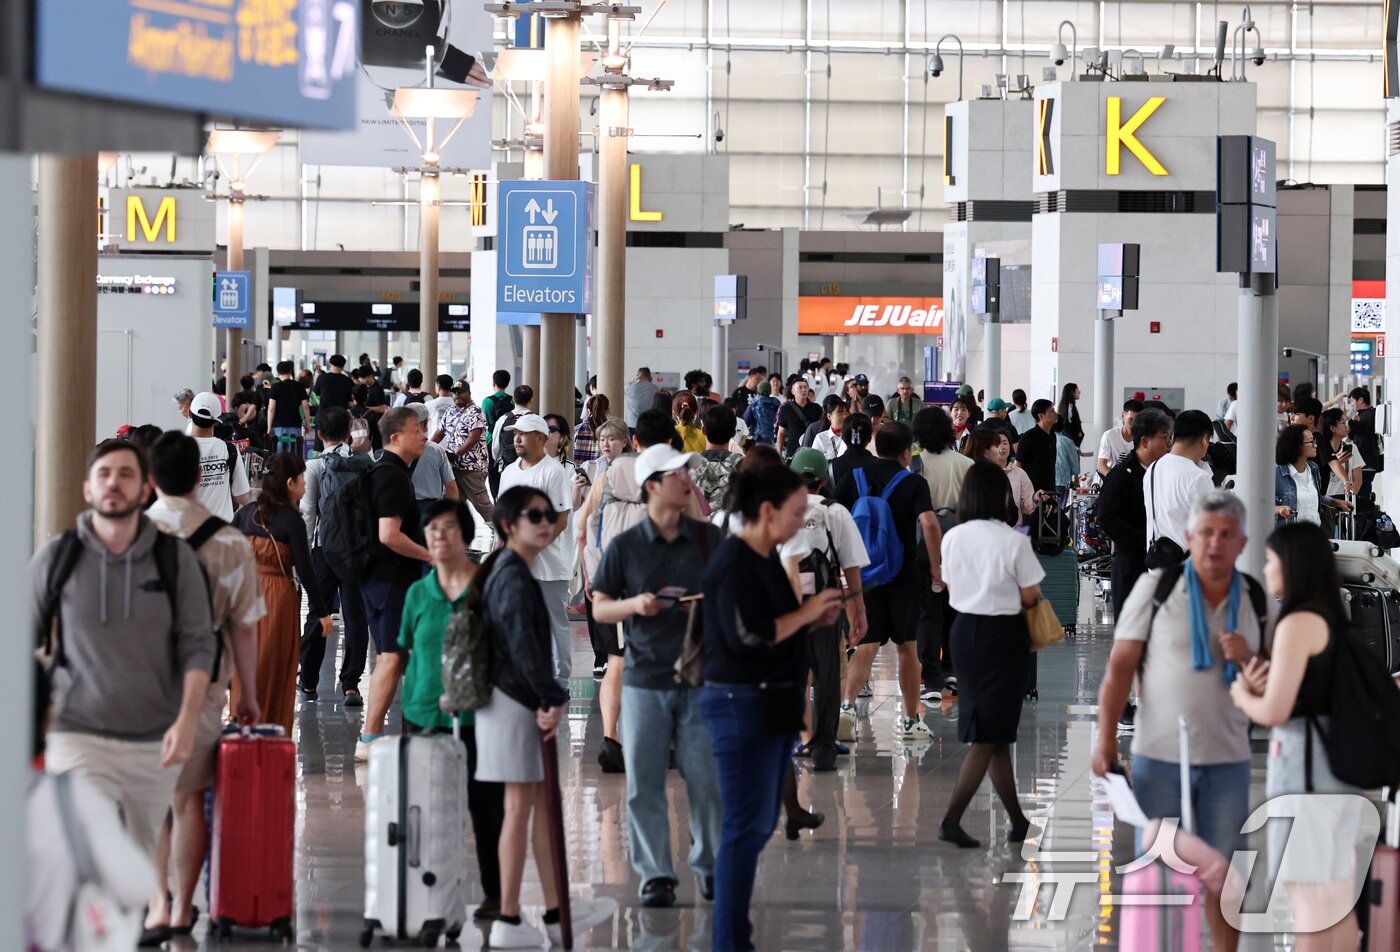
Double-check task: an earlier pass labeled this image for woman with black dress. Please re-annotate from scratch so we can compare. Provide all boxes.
[701,464,843,951]
[936,460,1043,848]
[232,453,330,733]
[1055,382,1085,448]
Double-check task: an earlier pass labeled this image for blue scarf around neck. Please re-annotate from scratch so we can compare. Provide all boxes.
[1184,560,1240,684]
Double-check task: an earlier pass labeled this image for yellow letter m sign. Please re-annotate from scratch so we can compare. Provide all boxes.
[1106,96,1167,176]
[126,195,176,243]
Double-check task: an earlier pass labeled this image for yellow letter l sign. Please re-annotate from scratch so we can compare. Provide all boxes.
[1106,96,1167,176]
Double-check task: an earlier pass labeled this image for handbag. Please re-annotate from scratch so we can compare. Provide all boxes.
[53,773,143,952]
[1024,597,1065,652]
[673,524,713,687]
[1145,464,1188,569]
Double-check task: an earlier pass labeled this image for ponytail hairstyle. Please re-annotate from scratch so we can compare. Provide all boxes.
[843,412,873,450]
[585,393,610,429]
[672,390,698,427]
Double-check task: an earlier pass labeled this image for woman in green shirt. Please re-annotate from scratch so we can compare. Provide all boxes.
[398,498,505,921]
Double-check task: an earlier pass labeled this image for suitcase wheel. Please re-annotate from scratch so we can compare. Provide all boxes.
[359,927,375,948]
[420,925,441,947]
[1024,688,1039,701]
[446,923,463,941]
[216,919,234,942]
[270,919,293,944]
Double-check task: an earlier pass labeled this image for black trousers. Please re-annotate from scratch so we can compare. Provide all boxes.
[299,547,370,692]
[584,594,622,665]
[403,719,505,903]
[807,620,843,748]
[1110,548,1147,622]
[917,585,956,686]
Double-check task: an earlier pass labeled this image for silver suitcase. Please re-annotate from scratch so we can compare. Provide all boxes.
[362,730,469,947]
[1331,539,1400,588]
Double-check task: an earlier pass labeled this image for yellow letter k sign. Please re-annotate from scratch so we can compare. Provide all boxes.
[1106,96,1167,176]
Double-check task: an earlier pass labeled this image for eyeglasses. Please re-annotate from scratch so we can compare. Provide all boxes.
[548,428,564,436]
[522,508,560,525]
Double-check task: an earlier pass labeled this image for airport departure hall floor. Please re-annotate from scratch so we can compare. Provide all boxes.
[199,583,1299,952]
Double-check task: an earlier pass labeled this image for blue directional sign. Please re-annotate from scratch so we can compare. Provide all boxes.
[212,271,252,329]
[497,181,594,315]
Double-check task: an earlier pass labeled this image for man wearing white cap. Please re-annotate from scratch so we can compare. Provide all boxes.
[188,391,250,521]
[498,413,576,681]
[591,444,723,908]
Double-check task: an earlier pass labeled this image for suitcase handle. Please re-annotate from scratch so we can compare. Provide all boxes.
[407,806,422,868]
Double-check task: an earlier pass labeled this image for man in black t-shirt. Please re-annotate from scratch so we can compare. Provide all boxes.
[313,353,354,411]
[266,360,309,451]
[355,407,432,762]
[1016,399,1060,495]
[834,422,941,743]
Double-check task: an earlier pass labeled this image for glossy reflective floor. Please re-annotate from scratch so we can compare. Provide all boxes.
[188,579,1306,951]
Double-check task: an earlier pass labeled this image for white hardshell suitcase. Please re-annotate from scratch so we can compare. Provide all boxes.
[361,730,470,948]
[1331,540,1400,588]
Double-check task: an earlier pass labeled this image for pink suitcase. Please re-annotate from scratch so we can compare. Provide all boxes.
[1118,716,1206,951]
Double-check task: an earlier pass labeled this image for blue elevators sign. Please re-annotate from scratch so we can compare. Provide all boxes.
[497,181,594,315]
[212,271,252,328]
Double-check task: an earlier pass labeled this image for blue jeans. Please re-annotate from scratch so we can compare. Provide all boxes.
[271,426,302,453]
[1132,755,1251,861]
[700,684,793,952]
[620,685,722,894]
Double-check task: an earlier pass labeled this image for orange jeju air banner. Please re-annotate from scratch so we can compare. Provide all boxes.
[798,296,944,335]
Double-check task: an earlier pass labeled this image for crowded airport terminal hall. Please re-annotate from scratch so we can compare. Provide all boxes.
[13,0,1400,949]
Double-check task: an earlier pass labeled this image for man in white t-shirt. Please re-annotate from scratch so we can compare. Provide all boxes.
[422,374,457,438]
[188,392,250,521]
[498,414,576,681]
[1096,399,1143,477]
[779,449,869,770]
[1142,409,1213,559]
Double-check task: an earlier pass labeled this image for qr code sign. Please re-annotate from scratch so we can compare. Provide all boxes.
[1352,298,1385,333]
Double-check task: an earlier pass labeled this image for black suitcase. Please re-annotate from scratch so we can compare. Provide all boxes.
[1343,584,1400,674]
[1031,498,1070,556]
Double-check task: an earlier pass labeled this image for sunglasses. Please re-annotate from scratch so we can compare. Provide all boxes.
[548,428,564,436]
[521,508,560,525]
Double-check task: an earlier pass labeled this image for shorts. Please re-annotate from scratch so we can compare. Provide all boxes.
[175,685,229,794]
[361,578,408,655]
[1131,755,1251,861]
[858,574,920,647]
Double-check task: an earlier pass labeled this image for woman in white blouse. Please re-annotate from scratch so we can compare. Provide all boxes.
[936,460,1044,850]
[1273,424,1324,527]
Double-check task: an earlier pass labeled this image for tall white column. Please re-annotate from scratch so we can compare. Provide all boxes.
[1235,276,1279,578]
[419,170,441,379]
[1093,315,1115,448]
[712,321,729,389]
[983,319,1002,401]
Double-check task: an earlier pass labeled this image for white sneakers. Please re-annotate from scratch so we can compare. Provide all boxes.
[837,702,857,743]
[898,716,932,740]
[489,896,618,949]
[488,917,546,948]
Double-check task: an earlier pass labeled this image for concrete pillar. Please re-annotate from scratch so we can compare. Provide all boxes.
[1235,276,1279,578]
[538,13,581,422]
[575,316,589,398]
[36,155,99,545]
[831,335,849,367]
[596,63,628,413]
[225,199,244,391]
[419,170,440,380]
[712,321,729,389]
[0,153,36,951]
[1093,315,1115,447]
[983,319,1002,403]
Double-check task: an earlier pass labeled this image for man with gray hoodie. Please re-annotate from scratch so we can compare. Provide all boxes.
[33,439,216,862]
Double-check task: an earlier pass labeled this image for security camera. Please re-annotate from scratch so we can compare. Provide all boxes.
[1251,45,1265,67]
[1050,42,1067,67]
[1283,347,1294,358]
[371,0,425,29]
[929,53,944,78]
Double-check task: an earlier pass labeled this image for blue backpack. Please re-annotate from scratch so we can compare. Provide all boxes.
[851,468,910,588]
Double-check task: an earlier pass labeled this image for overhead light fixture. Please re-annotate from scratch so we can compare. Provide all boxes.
[391,87,479,120]
[1122,49,1146,76]
[489,47,598,83]
[206,129,280,155]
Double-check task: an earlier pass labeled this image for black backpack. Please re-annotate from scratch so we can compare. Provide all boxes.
[1145,564,1268,673]
[493,410,525,470]
[39,529,186,672]
[319,454,379,580]
[1305,626,1400,790]
[402,391,428,405]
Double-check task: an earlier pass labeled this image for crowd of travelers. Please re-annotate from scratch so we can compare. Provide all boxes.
[26,350,1397,952]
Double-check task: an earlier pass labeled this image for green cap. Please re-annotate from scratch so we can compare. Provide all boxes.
[956,384,974,397]
[987,397,1010,412]
[789,447,829,483]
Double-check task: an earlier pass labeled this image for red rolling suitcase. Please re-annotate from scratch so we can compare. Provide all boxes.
[1367,790,1400,951]
[210,725,296,942]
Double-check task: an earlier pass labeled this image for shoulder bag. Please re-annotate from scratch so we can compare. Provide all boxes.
[1144,463,1187,569]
